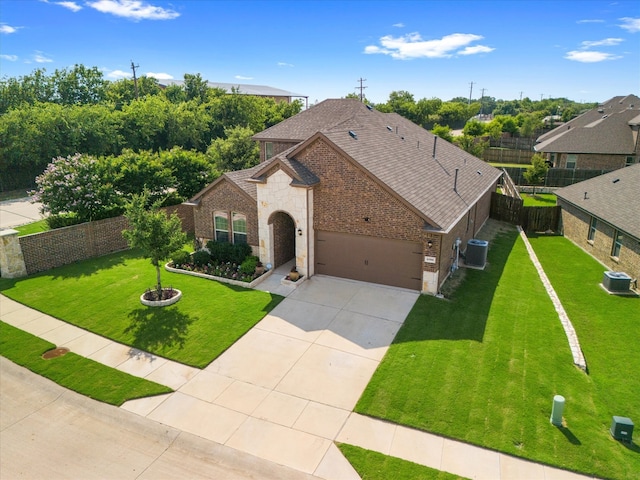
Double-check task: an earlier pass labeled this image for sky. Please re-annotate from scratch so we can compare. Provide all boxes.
[1,0,639,104]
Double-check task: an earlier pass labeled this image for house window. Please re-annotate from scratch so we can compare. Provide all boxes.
[550,153,557,166]
[566,154,577,169]
[626,156,636,166]
[611,230,623,258]
[214,211,229,243]
[588,217,597,242]
[265,142,274,160]
[232,212,247,244]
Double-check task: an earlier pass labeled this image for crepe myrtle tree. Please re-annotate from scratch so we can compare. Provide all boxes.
[523,153,549,193]
[123,190,187,300]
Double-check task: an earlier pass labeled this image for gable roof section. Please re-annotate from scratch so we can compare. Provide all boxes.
[285,102,502,231]
[555,163,640,239]
[535,94,640,155]
[189,164,261,204]
[248,155,320,187]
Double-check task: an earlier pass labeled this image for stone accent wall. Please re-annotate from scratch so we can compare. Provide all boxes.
[193,180,258,247]
[0,230,27,278]
[557,152,628,170]
[559,199,640,282]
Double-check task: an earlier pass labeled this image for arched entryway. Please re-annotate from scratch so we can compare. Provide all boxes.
[268,211,295,268]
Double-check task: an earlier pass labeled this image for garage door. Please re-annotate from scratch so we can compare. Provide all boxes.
[315,231,423,290]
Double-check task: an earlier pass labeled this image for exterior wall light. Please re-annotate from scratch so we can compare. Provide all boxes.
[297,228,302,236]
[427,240,433,248]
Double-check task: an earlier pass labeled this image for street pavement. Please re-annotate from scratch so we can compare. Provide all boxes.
[0,197,45,229]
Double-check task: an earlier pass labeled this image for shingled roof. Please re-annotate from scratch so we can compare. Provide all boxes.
[535,94,640,155]
[555,163,640,239]
[270,99,502,232]
[189,163,262,204]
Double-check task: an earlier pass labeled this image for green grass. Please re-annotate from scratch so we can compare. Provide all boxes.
[522,193,557,207]
[14,219,49,236]
[356,227,639,479]
[0,249,283,368]
[488,162,528,169]
[338,444,466,480]
[0,321,171,406]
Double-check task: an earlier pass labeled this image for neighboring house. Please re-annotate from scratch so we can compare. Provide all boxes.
[189,99,501,293]
[159,80,307,105]
[555,163,640,283]
[535,94,640,170]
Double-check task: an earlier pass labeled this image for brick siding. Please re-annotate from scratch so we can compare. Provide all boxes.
[193,180,258,246]
[259,141,299,162]
[556,153,628,170]
[559,199,640,281]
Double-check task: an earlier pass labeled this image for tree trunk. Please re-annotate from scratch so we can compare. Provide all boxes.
[154,262,162,299]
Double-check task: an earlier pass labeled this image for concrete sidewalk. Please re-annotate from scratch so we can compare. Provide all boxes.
[0,196,45,229]
[0,264,598,480]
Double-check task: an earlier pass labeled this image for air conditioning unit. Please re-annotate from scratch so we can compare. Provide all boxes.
[602,271,631,293]
[466,239,488,268]
[611,416,634,443]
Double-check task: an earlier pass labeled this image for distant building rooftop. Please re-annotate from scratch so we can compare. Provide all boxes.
[159,80,307,105]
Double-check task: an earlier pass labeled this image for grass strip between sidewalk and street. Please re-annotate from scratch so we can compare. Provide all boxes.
[356,227,639,480]
[338,444,467,480]
[0,321,172,406]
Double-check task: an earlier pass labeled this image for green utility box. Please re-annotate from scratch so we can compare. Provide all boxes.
[610,416,634,443]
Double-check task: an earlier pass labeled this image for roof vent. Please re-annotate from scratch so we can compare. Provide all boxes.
[613,178,620,183]
[386,125,393,131]
[366,104,373,111]
[348,130,358,139]
[602,115,608,119]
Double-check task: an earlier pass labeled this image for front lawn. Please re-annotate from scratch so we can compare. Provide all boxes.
[356,227,639,479]
[14,219,49,236]
[0,249,283,368]
[0,322,171,406]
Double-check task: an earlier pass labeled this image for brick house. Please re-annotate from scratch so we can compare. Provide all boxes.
[189,99,501,293]
[555,163,640,283]
[535,94,640,170]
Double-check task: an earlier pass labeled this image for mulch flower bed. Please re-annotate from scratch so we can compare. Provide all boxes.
[170,261,263,284]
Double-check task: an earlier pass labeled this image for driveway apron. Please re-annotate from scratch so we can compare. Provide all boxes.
[122,274,419,478]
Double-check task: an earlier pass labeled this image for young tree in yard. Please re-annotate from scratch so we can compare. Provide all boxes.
[123,191,187,300]
[523,153,549,192]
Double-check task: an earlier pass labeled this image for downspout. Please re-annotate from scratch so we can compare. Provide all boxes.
[306,187,311,278]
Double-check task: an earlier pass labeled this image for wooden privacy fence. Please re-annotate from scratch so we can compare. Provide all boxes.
[490,192,561,232]
[501,167,613,187]
[483,148,536,164]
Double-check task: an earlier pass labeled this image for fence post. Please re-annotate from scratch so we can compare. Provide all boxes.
[0,229,27,278]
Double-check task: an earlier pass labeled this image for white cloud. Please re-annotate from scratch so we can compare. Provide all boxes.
[235,75,253,80]
[146,72,173,80]
[87,0,180,21]
[56,1,83,12]
[577,19,604,24]
[0,54,18,61]
[565,50,621,62]
[618,17,640,33]
[34,52,53,63]
[277,62,294,67]
[364,32,491,59]
[0,23,21,34]
[107,69,131,78]
[458,45,495,55]
[40,0,83,11]
[581,38,623,47]
[392,23,404,28]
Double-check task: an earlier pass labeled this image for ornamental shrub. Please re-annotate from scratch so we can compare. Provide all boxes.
[171,250,190,266]
[239,256,258,276]
[192,249,212,267]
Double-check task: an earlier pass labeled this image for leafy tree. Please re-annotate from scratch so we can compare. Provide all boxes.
[121,96,170,150]
[122,190,187,299]
[462,119,485,136]
[430,123,453,142]
[51,65,108,105]
[163,84,186,103]
[110,149,175,202]
[207,125,259,172]
[183,73,209,103]
[106,76,161,107]
[31,153,122,223]
[436,102,469,128]
[454,134,488,158]
[518,113,544,138]
[160,147,218,200]
[523,153,549,187]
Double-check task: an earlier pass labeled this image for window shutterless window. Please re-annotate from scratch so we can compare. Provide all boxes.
[214,211,229,243]
[232,213,247,244]
[566,154,577,169]
[265,142,273,160]
[611,230,623,258]
[588,217,597,241]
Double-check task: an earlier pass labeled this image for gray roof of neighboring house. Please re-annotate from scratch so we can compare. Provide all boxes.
[160,80,306,99]
[555,163,640,239]
[535,94,640,155]
[261,99,502,232]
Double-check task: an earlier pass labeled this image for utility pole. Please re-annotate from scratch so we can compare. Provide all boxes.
[480,88,487,116]
[355,78,367,102]
[468,81,474,105]
[519,91,523,101]
[131,60,140,100]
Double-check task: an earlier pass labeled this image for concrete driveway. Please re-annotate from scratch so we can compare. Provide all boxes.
[0,197,45,229]
[122,275,419,478]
